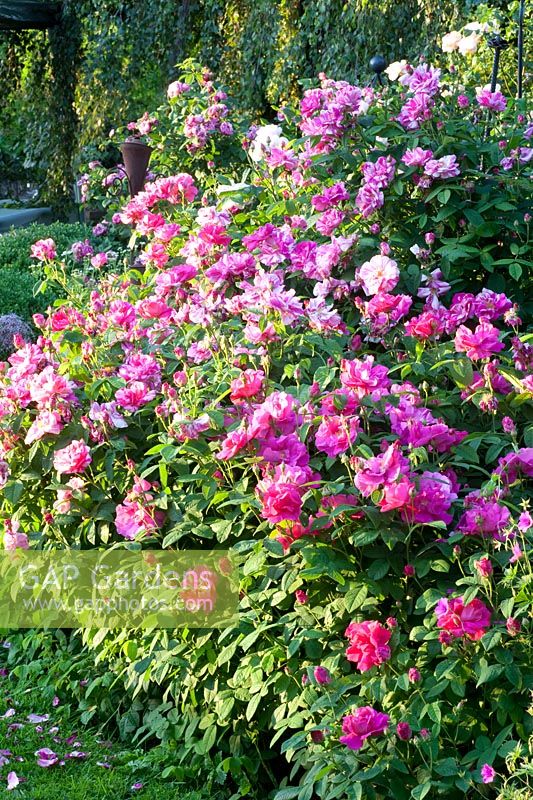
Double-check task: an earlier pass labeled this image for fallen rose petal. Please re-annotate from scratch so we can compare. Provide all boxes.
[6,771,19,791]
[131,782,144,790]
[52,696,60,707]
[66,751,88,759]
[1,709,16,718]
[28,714,49,723]
[0,754,10,767]
[97,761,112,769]
[35,747,59,768]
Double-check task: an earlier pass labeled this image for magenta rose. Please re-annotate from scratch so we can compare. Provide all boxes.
[340,706,390,750]
[454,321,504,360]
[435,596,491,641]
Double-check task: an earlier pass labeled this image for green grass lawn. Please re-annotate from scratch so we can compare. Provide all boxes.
[0,690,210,799]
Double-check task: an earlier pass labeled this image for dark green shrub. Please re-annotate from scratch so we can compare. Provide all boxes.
[0,221,121,322]
[0,266,55,322]
[0,222,93,272]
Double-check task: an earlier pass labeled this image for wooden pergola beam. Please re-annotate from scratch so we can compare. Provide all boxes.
[0,1,60,30]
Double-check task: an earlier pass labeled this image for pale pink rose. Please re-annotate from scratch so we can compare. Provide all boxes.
[442,31,462,52]
[6,771,20,791]
[458,33,481,56]
[167,81,191,98]
[358,255,399,295]
[424,155,460,179]
[25,410,63,445]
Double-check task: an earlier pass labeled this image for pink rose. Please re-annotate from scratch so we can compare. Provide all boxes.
[115,499,164,540]
[378,476,413,512]
[30,238,56,261]
[424,155,460,179]
[256,477,303,524]
[474,557,493,578]
[345,620,392,671]
[454,321,505,360]
[230,369,265,402]
[477,90,507,112]
[3,520,29,551]
[53,440,92,475]
[25,410,63,445]
[315,415,359,458]
[435,596,491,641]
[313,666,331,684]
[90,252,108,269]
[402,147,433,167]
[167,80,191,98]
[339,706,389,750]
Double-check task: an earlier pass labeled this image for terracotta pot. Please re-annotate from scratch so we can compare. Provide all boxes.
[119,140,152,197]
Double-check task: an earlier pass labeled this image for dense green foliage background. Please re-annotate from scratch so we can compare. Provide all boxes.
[1,0,529,208]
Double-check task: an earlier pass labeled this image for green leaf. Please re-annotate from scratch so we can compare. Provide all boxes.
[133,656,152,674]
[273,789,300,800]
[435,758,458,777]
[246,693,262,721]
[476,659,504,687]
[344,585,368,612]
[411,782,432,800]
[350,529,379,547]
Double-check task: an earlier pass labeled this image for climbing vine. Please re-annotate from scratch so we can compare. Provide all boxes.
[0,0,528,209]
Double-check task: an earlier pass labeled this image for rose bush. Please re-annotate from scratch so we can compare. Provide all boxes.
[78,60,247,217]
[1,45,532,800]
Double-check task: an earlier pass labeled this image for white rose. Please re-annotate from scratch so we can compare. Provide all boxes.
[384,60,408,81]
[248,125,288,162]
[458,33,481,56]
[475,83,501,95]
[441,31,462,52]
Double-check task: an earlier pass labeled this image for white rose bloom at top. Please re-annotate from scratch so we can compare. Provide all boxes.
[476,82,501,94]
[441,31,463,52]
[464,21,492,33]
[248,125,288,162]
[458,33,481,56]
[384,60,408,81]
